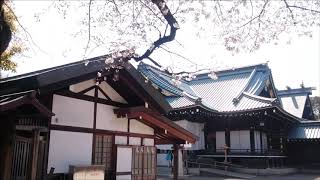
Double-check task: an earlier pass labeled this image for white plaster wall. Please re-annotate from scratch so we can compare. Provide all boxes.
[174,120,205,150]
[143,138,154,146]
[130,119,154,135]
[69,79,95,93]
[129,137,141,146]
[216,131,225,152]
[115,136,127,145]
[96,103,128,132]
[51,94,93,128]
[47,130,93,173]
[99,81,127,104]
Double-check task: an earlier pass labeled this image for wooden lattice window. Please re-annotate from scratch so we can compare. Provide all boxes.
[93,135,113,170]
[132,146,156,180]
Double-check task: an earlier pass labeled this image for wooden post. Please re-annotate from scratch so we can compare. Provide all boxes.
[173,144,179,180]
[0,116,14,180]
[30,129,40,180]
[259,130,263,154]
[250,129,255,153]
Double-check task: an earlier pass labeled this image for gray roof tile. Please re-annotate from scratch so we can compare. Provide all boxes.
[138,63,275,112]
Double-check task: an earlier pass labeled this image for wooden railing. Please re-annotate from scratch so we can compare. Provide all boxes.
[16,115,48,128]
[184,157,244,174]
[206,148,282,155]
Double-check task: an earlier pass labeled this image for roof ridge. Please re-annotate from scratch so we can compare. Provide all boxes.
[242,92,276,104]
[232,68,257,103]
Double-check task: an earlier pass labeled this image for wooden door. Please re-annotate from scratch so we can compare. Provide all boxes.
[11,136,32,180]
[132,146,156,180]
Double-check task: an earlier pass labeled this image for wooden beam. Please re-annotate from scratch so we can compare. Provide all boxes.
[130,112,196,144]
[55,90,129,108]
[50,124,155,139]
[78,85,96,94]
[30,98,55,117]
[97,86,111,100]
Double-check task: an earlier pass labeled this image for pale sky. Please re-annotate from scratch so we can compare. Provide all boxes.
[6,1,320,96]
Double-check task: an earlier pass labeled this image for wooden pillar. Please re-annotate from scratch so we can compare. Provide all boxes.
[29,129,40,180]
[259,130,263,154]
[250,129,255,153]
[173,144,179,180]
[225,129,230,147]
[0,116,14,180]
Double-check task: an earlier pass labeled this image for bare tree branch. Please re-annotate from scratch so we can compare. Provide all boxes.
[83,0,92,59]
[3,2,48,55]
[138,0,166,24]
[134,0,180,65]
[283,0,295,20]
[238,0,269,29]
[287,4,320,14]
[159,45,195,64]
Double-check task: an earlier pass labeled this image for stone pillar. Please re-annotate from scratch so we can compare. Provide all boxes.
[178,149,184,176]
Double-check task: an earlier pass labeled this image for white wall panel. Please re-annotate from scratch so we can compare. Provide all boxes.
[47,130,93,173]
[51,95,93,128]
[230,130,250,152]
[69,79,95,93]
[117,175,131,180]
[129,137,141,146]
[254,131,261,151]
[239,130,250,152]
[116,147,132,172]
[96,103,127,132]
[216,131,225,152]
[99,81,127,104]
[130,119,154,135]
[115,136,127,145]
[143,138,154,146]
[230,131,240,151]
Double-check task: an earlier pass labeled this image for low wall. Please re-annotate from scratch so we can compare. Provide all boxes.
[230,167,298,175]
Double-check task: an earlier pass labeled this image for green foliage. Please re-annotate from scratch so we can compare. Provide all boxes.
[0,3,23,73]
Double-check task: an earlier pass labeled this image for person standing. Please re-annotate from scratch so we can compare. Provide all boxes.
[166,150,173,167]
